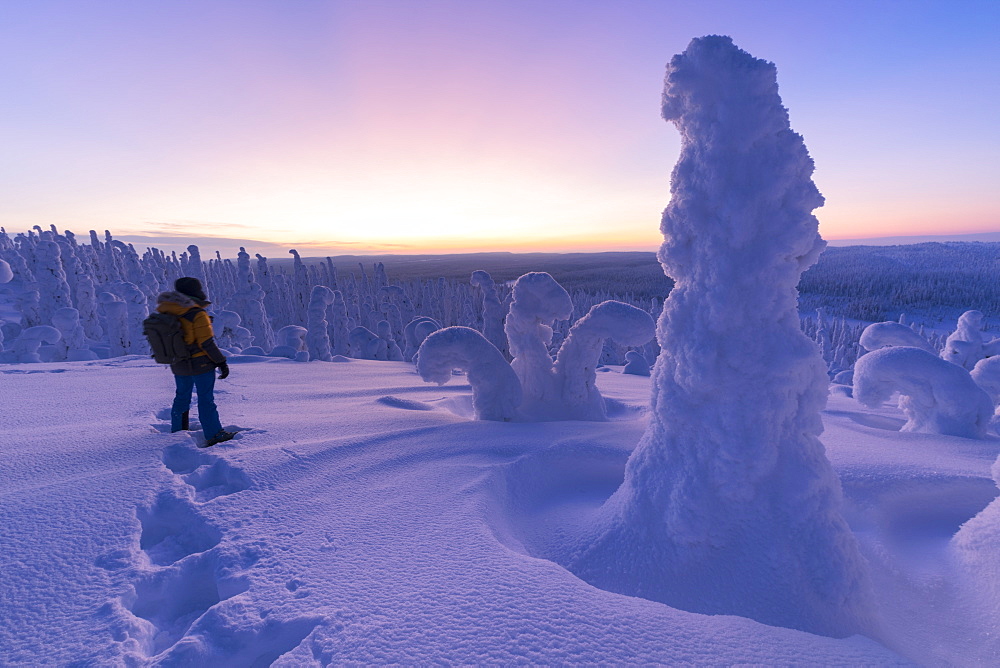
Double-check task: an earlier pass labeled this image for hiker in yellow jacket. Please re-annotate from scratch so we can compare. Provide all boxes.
[157,277,235,447]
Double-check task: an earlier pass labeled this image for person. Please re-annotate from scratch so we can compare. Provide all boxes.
[156,277,235,447]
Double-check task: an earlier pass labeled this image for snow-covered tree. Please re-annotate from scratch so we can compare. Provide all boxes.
[971,356,1000,407]
[329,290,351,357]
[403,316,441,362]
[504,272,573,408]
[471,270,509,359]
[942,310,990,370]
[32,240,73,326]
[622,350,650,376]
[348,326,381,360]
[98,292,128,357]
[52,307,98,362]
[0,258,11,352]
[7,325,61,363]
[859,321,935,353]
[376,320,403,362]
[271,325,308,359]
[213,311,243,352]
[306,286,335,362]
[548,301,654,420]
[416,326,522,421]
[569,36,872,637]
[855,346,993,438]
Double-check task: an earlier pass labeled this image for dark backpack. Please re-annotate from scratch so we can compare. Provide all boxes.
[143,310,199,364]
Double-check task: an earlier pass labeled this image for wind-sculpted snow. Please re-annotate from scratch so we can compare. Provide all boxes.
[348,325,381,360]
[52,307,98,362]
[212,310,244,352]
[3,324,61,363]
[568,35,872,637]
[860,321,935,353]
[376,319,404,361]
[971,356,1000,407]
[306,285,335,362]
[416,326,522,421]
[854,346,994,438]
[622,350,650,376]
[415,278,655,422]
[550,300,654,421]
[941,309,1000,370]
[404,316,441,362]
[470,270,509,359]
[505,272,573,409]
[270,324,307,359]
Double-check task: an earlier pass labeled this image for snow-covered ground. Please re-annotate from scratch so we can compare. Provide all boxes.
[2,357,997,665]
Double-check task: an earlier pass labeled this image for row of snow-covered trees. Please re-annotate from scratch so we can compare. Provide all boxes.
[798,242,1000,323]
[0,226,660,367]
[800,309,953,377]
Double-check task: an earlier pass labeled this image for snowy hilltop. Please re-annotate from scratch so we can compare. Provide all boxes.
[3,35,1000,666]
[1,357,997,664]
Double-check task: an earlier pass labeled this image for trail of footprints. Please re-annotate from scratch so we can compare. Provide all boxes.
[106,431,320,664]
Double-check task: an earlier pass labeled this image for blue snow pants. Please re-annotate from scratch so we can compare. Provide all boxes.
[171,369,223,440]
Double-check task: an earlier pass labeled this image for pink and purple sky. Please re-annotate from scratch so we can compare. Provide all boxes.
[1,0,997,255]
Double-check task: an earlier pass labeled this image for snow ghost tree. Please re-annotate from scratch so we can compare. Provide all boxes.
[860,321,935,354]
[0,258,10,352]
[52,307,97,362]
[417,326,522,422]
[971,356,1000,408]
[329,290,351,357]
[470,270,509,359]
[941,310,994,369]
[119,281,148,355]
[348,326,381,360]
[212,311,243,352]
[306,285,335,362]
[622,350,650,376]
[504,272,573,409]
[549,301,654,420]
[98,292,128,357]
[403,316,441,362]
[75,275,102,342]
[33,240,73,325]
[376,320,403,361]
[568,36,872,637]
[855,346,993,438]
[271,325,308,359]
[9,325,61,363]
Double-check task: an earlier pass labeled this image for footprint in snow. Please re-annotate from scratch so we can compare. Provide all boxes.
[137,490,222,566]
[161,442,251,501]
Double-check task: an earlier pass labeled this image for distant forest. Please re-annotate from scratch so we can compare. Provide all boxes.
[277,241,1000,324]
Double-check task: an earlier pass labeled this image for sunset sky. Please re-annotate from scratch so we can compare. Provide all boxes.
[1,0,997,255]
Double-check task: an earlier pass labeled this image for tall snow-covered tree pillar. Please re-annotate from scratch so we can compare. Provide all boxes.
[570,36,873,637]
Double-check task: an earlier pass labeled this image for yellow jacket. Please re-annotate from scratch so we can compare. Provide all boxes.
[156,291,227,374]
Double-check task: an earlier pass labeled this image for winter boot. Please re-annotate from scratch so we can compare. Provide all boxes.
[201,430,236,448]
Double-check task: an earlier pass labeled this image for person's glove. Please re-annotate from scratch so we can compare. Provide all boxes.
[217,362,230,379]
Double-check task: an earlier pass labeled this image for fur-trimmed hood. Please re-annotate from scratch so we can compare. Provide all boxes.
[156,290,197,307]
